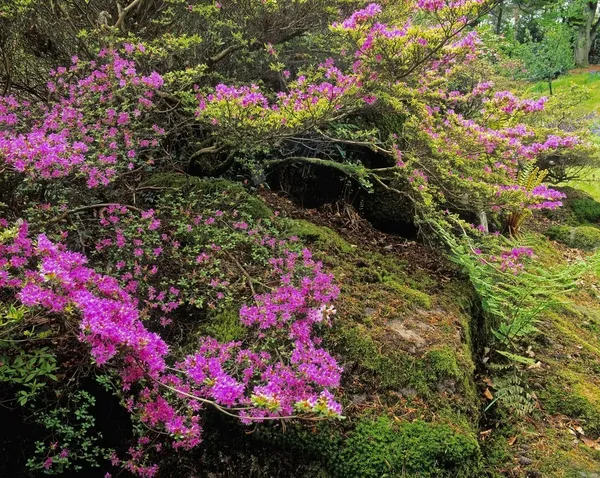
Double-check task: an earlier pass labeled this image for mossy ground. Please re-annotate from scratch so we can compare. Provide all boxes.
[482,194,600,476]
[143,177,600,477]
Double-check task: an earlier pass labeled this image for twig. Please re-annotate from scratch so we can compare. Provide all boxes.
[48,203,143,225]
[224,250,257,299]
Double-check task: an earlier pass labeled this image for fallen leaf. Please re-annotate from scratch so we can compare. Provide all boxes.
[507,436,518,446]
[580,436,600,451]
[527,361,542,370]
[484,388,494,400]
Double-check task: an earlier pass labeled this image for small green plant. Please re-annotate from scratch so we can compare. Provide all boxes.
[512,25,574,95]
[26,390,111,474]
[434,220,598,414]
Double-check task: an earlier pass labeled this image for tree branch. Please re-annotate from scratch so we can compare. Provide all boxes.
[48,203,143,225]
[115,0,145,30]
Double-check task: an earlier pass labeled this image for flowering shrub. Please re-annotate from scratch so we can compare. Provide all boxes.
[0,49,164,187]
[0,220,342,475]
[190,1,577,231]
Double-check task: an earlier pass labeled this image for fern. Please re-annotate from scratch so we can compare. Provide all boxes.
[490,373,535,416]
[432,219,600,415]
[506,166,549,235]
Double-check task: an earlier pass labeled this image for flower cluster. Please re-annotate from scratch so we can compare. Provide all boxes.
[195,62,361,147]
[0,48,164,187]
[332,3,382,30]
[475,245,535,274]
[0,218,342,476]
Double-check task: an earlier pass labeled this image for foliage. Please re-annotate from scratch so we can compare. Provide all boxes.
[26,391,109,474]
[0,303,59,405]
[0,218,343,473]
[546,224,600,250]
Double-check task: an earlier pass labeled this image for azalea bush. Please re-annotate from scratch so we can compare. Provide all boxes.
[0,217,342,475]
[0,0,590,475]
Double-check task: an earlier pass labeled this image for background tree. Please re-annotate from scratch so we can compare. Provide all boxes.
[567,0,600,66]
[513,24,574,94]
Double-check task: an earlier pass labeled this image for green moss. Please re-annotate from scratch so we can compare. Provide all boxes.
[381,279,433,309]
[334,325,434,393]
[281,218,354,253]
[425,346,461,381]
[545,225,600,250]
[335,416,481,477]
[144,173,273,219]
[541,382,600,436]
[202,307,247,342]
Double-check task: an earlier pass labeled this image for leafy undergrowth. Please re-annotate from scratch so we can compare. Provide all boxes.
[474,190,600,477]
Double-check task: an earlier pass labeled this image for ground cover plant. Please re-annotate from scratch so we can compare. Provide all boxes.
[1,0,600,477]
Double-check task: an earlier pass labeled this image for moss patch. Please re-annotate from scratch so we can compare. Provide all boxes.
[335,416,481,477]
[201,307,248,343]
[280,218,355,253]
[545,225,600,250]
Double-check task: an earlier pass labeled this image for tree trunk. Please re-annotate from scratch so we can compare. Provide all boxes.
[574,1,599,67]
[478,210,489,234]
[495,4,503,35]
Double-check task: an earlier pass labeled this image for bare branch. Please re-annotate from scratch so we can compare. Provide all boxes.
[115,0,145,30]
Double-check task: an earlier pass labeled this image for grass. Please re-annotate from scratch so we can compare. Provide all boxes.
[564,168,600,201]
[528,71,600,114]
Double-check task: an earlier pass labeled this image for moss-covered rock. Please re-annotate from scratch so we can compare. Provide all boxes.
[545,225,600,250]
[335,417,481,477]
[381,279,433,309]
[541,382,600,437]
[280,218,355,253]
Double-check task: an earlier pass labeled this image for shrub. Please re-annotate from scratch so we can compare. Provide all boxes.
[570,198,600,224]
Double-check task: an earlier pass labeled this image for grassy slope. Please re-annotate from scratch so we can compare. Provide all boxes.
[528,71,600,114]
[525,74,600,475]
[566,168,600,201]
